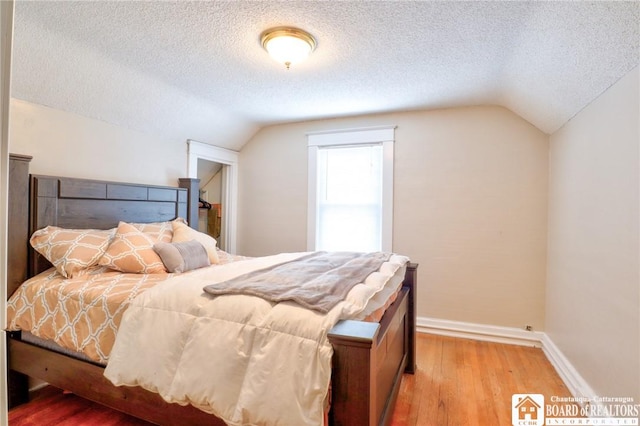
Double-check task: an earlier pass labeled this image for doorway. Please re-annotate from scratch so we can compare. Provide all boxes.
[197,158,225,250]
[187,140,238,254]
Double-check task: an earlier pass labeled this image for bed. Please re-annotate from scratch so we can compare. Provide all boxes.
[5,153,417,426]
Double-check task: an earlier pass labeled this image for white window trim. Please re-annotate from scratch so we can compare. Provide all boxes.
[307,126,395,252]
[187,140,238,254]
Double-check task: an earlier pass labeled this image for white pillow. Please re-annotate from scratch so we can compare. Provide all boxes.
[171,220,220,264]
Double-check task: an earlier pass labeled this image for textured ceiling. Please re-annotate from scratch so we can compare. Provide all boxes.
[11,1,639,150]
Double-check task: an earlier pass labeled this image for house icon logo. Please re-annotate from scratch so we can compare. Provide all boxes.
[512,394,545,426]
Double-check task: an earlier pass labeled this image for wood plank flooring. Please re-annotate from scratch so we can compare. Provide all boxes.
[8,386,153,425]
[391,334,572,425]
[9,333,572,425]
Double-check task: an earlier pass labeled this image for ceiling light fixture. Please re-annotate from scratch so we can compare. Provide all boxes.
[261,26,316,70]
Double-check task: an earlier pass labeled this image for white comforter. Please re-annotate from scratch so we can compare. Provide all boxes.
[104,252,409,426]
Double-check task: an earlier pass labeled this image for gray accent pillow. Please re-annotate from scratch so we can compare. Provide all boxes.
[153,240,210,273]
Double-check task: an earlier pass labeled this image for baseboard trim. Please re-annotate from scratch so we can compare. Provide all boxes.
[540,333,596,402]
[416,316,599,403]
[416,316,543,347]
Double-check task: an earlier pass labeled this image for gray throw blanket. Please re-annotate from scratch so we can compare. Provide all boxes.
[203,251,392,313]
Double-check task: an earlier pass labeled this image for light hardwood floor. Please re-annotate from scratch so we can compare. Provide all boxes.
[391,333,572,425]
[9,333,572,425]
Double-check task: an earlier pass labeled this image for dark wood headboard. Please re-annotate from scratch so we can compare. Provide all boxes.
[7,154,200,297]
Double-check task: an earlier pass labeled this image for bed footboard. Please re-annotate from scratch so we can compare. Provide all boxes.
[328,263,417,426]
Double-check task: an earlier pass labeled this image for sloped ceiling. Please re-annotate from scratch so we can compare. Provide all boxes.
[11,1,639,151]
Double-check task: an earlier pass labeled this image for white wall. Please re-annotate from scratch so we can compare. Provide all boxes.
[9,98,186,186]
[0,2,14,424]
[202,170,223,205]
[239,106,549,329]
[546,66,639,401]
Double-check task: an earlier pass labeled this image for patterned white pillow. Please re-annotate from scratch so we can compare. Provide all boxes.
[98,222,167,274]
[30,226,115,278]
[130,218,186,243]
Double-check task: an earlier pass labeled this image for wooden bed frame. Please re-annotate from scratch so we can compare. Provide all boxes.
[6,154,417,426]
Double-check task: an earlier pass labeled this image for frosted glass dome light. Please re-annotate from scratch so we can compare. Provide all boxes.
[261,27,317,70]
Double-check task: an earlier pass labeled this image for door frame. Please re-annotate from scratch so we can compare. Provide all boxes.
[187,140,238,254]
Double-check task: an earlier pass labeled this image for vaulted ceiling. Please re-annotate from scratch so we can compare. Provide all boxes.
[11,1,639,151]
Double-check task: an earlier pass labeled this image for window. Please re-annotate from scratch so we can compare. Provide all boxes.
[316,144,382,251]
[307,126,395,252]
